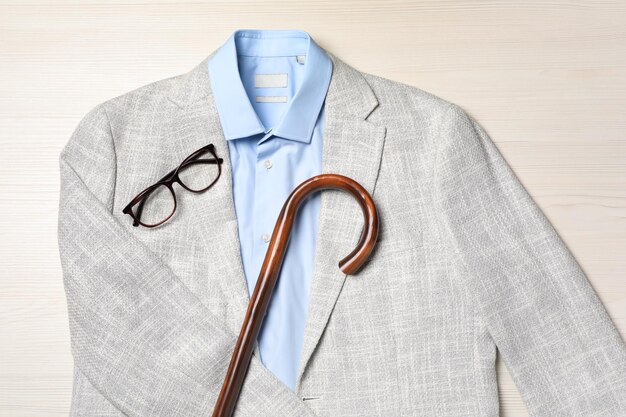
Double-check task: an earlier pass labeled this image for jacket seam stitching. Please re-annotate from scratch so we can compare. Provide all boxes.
[432,103,483,416]
[100,103,118,215]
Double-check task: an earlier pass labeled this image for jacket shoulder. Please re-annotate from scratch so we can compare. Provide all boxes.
[361,71,484,141]
[361,71,457,118]
[100,71,186,114]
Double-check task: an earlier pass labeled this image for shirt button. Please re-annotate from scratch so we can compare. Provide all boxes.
[261,233,271,243]
[264,159,273,170]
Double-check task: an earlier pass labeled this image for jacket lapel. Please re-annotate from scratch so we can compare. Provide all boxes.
[166,53,253,335]
[166,52,387,390]
[295,52,387,391]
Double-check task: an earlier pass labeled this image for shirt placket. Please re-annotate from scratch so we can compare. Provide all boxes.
[250,129,279,335]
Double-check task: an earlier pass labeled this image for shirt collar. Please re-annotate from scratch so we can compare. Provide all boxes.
[208,29,333,144]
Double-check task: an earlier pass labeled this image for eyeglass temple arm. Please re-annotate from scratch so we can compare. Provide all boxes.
[182,157,224,167]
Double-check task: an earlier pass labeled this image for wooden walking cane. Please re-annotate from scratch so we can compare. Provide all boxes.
[211,174,380,417]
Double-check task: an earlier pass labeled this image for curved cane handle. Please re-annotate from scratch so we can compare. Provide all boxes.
[212,174,379,417]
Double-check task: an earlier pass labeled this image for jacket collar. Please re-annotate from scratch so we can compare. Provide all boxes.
[166,47,386,395]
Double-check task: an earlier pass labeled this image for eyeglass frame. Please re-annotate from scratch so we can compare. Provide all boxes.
[122,143,224,228]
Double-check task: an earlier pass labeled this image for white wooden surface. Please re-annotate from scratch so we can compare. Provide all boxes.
[1,1,624,416]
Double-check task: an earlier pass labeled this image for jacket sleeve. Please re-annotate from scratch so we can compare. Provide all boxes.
[57,104,318,417]
[433,104,626,416]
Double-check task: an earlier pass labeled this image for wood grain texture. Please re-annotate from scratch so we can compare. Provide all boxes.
[0,1,624,416]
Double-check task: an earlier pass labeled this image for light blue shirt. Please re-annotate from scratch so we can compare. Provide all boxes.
[208,29,332,390]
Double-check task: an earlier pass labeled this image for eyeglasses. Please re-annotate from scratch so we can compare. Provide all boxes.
[122,143,224,228]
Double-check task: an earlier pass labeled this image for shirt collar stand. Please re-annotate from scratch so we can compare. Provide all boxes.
[208,29,332,144]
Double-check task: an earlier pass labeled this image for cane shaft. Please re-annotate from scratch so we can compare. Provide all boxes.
[211,174,379,417]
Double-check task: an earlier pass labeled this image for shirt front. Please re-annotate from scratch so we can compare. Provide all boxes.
[208,29,333,390]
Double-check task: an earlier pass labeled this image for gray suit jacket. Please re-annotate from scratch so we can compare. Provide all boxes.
[58,49,626,416]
